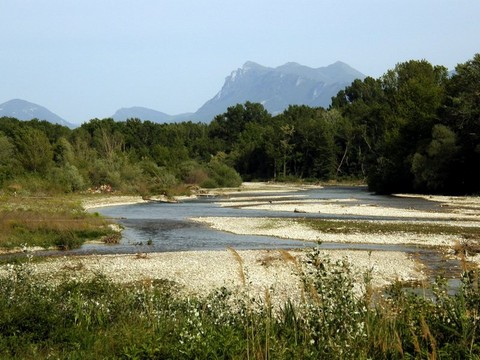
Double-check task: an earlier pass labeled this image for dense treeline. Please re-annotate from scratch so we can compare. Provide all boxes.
[332,54,480,194]
[0,54,478,195]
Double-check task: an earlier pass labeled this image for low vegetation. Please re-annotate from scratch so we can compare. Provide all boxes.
[0,195,115,251]
[299,218,480,239]
[0,249,479,359]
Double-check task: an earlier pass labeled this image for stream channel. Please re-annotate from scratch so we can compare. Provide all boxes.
[8,186,459,288]
[76,186,462,285]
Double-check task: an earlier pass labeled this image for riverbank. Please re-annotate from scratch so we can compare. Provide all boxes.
[80,182,314,210]
[3,182,479,297]
[11,248,424,302]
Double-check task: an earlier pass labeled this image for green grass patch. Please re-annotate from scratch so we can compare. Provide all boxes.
[0,195,115,250]
[298,218,480,239]
[257,218,285,230]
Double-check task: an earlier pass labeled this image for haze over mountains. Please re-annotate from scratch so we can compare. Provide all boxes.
[192,61,365,121]
[0,99,75,128]
[114,60,365,122]
[1,60,365,126]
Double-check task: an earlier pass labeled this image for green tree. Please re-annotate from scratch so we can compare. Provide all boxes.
[53,137,75,166]
[369,60,448,193]
[0,133,16,185]
[208,102,271,152]
[411,124,460,192]
[331,77,388,179]
[278,105,337,180]
[230,121,272,180]
[442,53,480,193]
[14,127,53,174]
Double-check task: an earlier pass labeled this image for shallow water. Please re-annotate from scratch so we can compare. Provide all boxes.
[78,186,444,255]
[3,187,460,280]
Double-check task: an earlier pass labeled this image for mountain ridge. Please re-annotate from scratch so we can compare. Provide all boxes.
[0,99,75,128]
[2,60,366,126]
[192,60,365,120]
[112,107,193,123]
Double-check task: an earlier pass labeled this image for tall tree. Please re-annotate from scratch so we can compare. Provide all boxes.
[442,53,480,193]
[14,127,53,174]
[208,102,271,152]
[369,60,448,193]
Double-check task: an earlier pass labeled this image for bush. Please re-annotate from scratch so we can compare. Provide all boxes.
[205,161,242,188]
[200,178,219,189]
[48,164,86,193]
[178,160,209,185]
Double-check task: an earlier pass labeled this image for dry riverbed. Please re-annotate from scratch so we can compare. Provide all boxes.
[9,248,423,304]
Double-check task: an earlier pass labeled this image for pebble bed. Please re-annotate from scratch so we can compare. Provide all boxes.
[9,249,424,303]
[190,217,461,247]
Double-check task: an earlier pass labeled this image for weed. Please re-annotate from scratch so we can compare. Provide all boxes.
[0,247,479,358]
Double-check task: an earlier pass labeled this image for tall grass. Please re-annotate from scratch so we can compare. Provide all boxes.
[1,248,479,359]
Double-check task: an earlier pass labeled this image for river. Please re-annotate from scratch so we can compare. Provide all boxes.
[80,186,438,254]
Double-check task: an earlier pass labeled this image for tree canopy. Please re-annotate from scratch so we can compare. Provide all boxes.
[0,54,478,195]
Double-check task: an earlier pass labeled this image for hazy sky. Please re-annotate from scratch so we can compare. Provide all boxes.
[1,0,479,124]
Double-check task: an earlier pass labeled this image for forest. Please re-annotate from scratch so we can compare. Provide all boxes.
[0,54,479,196]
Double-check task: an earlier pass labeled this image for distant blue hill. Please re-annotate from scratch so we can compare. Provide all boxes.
[193,60,365,121]
[112,60,366,123]
[112,106,193,123]
[0,99,75,128]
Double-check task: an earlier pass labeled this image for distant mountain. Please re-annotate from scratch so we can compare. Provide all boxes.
[2,61,364,126]
[112,106,193,123]
[192,61,366,121]
[0,99,75,128]
[111,61,365,123]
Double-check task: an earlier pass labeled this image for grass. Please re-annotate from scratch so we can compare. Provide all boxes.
[299,218,480,239]
[0,194,116,251]
[0,249,479,359]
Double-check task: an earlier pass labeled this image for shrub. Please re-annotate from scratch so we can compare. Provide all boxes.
[178,160,209,185]
[48,164,86,193]
[205,160,242,188]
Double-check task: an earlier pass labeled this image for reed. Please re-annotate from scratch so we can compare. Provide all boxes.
[228,246,246,287]
[1,247,479,359]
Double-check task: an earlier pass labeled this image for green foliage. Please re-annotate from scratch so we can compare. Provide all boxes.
[1,53,480,195]
[412,124,460,192]
[177,160,209,184]
[48,164,86,193]
[139,160,178,194]
[0,133,16,186]
[332,54,479,194]
[201,156,242,188]
[1,250,479,359]
[442,53,480,193]
[14,126,53,174]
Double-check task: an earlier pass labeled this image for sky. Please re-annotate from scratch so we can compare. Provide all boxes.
[1,1,479,124]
